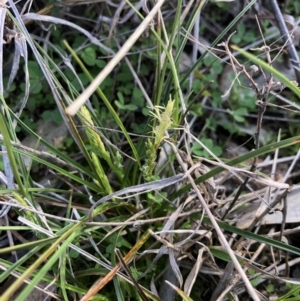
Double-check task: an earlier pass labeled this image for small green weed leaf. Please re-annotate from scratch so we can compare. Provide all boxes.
[81,47,96,66]
[212,90,222,108]
[106,244,113,254]
[42,110,62,124]
[133,87,143,105]
[42,110,53,121]
[181,220,192,229]
[131,122,145,133]
[26,95,39,111]
[222,121,238,134]
[205,118,217,131]
[72,36,85,49]
[235,107,248,115]
[250,276,262,287]
[140,64,150,76]
[231,34,242,44]
[209,246,233,262]
[192,138,222,157]
[248,269,255,276]
[117,92,125,104]
[237,92,256,110]
[203,55,215,67]
[148,192,167,204]
[266,284,275,293]
[22,81,42,94]
[100,76,113,89]
[78,73,89,86]
[237,23,245,36]
[234,115,245,122]
[31,82,43,94]
[69,246,79,259]
[227,108,247,123]
[116,70,133,82]
[216,1,229,9]
[116,237,125,248]
[3,77,16,92]
[22,116,38,132]
[192,79,202,93]
[125,104,138,111]
[115,100,127,110]
[96,59,106,68]
[244,31,256,43]
[130,267,141,280]
[105,232,131,249]
[71,73,90,89]
[212,60,223,74]
[191,103,203,116]
[142,107,150,116]
[28,61,43,78]
[118,83,134,95]
[52,110,63,124]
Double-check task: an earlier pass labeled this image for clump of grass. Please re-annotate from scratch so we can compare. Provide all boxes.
[1,1,300,301]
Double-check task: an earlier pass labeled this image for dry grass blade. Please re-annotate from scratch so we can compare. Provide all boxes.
[21,13,113,54]
[99,208,149,244]
[5,29,21,92]
[80,230,151,301]
[115,248,150,301]
[0,1,15,194]
[184,248,205,297]
[210,262,235,301]
[109,1,127,43]
[88,173,184,221]
[11,30,29,120]
[160,201,186,239]
[138,243,169,281]
[169,247,183,288]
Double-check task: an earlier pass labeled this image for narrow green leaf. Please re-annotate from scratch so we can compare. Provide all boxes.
[231,45,300,97]
[204,216,300,257]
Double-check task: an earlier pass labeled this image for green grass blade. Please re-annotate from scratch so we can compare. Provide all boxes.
[202,216,300,256]
[0,237,57,254]
[6,228,80,301]
[231,45,300,97]
[63,40,141,167]
[0,246,45,283]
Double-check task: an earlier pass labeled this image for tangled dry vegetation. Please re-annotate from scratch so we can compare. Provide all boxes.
[1,0,300,301]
